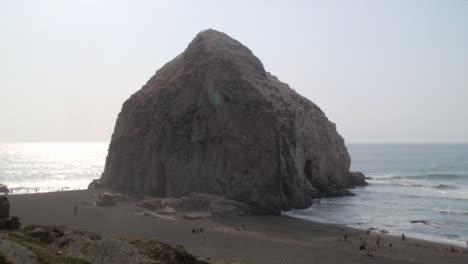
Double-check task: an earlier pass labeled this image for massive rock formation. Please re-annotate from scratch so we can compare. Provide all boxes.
[100,29,364,214]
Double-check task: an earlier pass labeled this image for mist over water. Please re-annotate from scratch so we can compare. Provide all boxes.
[285,144,468,246]
[0,143,107,193]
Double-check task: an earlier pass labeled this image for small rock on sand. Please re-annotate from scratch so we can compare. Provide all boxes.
[157,206,177,215]
[183,212,211,220]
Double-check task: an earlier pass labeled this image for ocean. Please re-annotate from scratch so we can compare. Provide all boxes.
[0,143,467,246]
[0,143,107,193]
[285,144,468,247]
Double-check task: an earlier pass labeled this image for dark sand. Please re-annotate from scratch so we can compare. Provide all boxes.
[8,189,468,264]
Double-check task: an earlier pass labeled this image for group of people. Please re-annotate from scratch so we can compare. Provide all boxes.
[192,227,204,234]
[343,229,407,257]
[347,230,467,256]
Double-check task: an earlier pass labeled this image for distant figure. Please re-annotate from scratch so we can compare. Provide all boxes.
[366,229,370,235]
[344,233,348,241]
[200,228,204,233]
[73,205,77,215]
[402,233,406,240]
[191,229,196,234]
[376,235,380,246]
[359,238,367,251]
[389,243,392,248]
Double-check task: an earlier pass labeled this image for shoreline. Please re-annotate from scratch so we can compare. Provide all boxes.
[283,210,468,248]
[4,189,468,263]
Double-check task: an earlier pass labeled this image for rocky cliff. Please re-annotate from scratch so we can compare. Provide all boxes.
[100,29,365,214]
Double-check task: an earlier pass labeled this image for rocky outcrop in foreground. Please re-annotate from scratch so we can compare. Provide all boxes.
[0,225,245,264]
[100,29,365,214]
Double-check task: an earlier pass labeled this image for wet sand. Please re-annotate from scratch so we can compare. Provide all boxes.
[7,189,468,264]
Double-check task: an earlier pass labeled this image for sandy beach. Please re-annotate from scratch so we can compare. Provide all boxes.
[7,189,468,264]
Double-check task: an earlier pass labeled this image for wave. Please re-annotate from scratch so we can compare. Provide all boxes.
[367,179,460,190]
[408,174,466,180]
[357,188,468,202]
[434,209,468,216]
[431,184,459,190]
[371,173,466,181]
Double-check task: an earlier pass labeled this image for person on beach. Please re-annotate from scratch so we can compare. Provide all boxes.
[344,232,348,241]
[376,235,380,246]
[74,205,77,215]
[359,238,367,251]
[402,233,406,240]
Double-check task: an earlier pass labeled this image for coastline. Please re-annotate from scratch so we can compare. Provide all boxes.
[283,208,468,248]
[4,189,467,264]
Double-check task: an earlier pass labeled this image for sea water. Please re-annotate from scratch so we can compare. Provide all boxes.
[0,143,106,193]
[1,142,467,246]
[284,144,468,247]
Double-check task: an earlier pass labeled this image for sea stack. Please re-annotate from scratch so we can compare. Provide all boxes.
[100,29,365,214]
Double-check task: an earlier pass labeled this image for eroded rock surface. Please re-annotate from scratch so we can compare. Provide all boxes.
[101,29,364,214]
[1,225,215,264]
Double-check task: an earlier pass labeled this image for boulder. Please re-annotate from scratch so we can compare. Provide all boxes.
[410,220,430,225]
[96,193,117,207]
[137,197,164,210]
[348,171,367,187]
[160,197,183,207]
[157,206,177,215]
[26,227,49,238]
[178,193,249,214]
[101,29,365,214]
[0,195,10,218]
[111,192,131,202]
[8,216,21,230]
[88,179,107,189]
[182,212,211,220]
[0,184,9,194]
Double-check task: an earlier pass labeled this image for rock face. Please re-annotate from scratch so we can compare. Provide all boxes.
[101,29,364,214]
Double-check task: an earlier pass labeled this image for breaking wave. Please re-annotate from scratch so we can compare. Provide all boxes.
[434,209,468,216]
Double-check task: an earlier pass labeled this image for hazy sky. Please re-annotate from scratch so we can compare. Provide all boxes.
[1,0,467,143]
